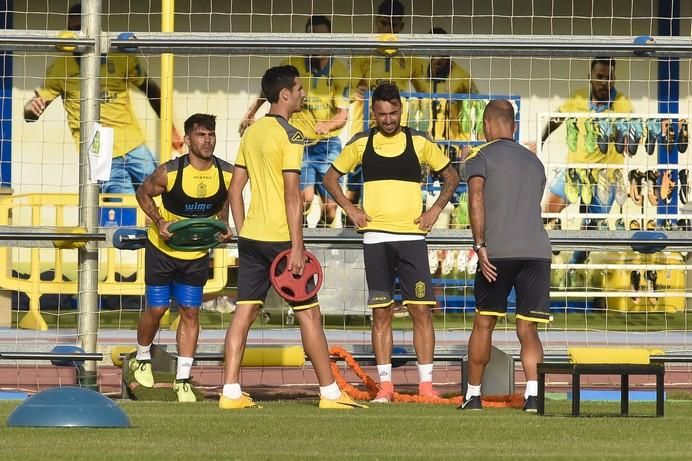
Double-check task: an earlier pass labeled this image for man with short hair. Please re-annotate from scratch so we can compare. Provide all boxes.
[423,27,478,141]
[129,113,233,402]
[462,100,551,412]
[24,3,183,194]
[221,65,366,410]
[541,58,633,218]
[324,83,460,403]
[540,58,633,269]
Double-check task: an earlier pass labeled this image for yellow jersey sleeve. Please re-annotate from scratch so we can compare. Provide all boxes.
[613,93,633,113]
[39,59,64,103]
[346,57,367,98]
[126,55,147,88]
[235,136,247,168]
[451,64,477,94]
[354,56,369,80]
[410,57,428,92]
[558,99,576,113]
[415,134,450,172]
[559,89,588,113]
[332,136,364,174]
[331,59,351,110]
[281,134,303,172]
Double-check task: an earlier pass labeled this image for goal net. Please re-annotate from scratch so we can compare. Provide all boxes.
[1,0,691,395]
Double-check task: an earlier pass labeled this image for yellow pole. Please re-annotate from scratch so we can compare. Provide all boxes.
[160,0,175,328]
[20,204,47,330]
[159,0,175,164]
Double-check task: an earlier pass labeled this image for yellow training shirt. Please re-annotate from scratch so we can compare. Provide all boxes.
[38,53,148,158]
[281,57,350,142]
[332,127,450,234]
[147,155,232,260]
[349,54,427,135]
[235,114,305,242]
[558,88,633,164]
[417,61,478,140]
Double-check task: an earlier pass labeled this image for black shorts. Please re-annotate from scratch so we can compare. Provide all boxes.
[144,239,209,286]
[474,259,551,323]
[236,237,318,310]
[363,239,436,308]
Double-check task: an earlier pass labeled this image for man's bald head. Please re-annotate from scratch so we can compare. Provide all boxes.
[483,100,515,125]
[482,99,516,141]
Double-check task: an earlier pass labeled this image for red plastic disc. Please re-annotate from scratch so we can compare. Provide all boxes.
[269,249,323,303]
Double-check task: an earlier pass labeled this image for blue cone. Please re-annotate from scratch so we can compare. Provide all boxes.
[7,387,131,428]
[50,345,85,367]
[630,230,668,255]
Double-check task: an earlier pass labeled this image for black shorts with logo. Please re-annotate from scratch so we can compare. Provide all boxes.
[364,239,436,308]
[144,239,209,286]
[474,258,551,323]
[236,237,318,310]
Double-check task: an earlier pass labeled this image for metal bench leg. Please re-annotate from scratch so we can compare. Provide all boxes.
[656,371,664,417]
[620,374,629,415]
[538,371,545,415]
[572,372,580,416]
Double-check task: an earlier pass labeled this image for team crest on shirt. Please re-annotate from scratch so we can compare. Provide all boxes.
[291,131,304,143]
[415,281,426,299]
[197,183,207,197]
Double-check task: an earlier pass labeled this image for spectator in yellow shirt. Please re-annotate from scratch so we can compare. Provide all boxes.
[541,58,633,218]
[23,3,183,194]
[419,27,478,141]
[239,16,350,227]
[540,58,633,268]
[346,0,427,206]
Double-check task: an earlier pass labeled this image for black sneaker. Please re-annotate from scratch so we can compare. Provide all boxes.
[679,119,689,153]
[645,118,661,155]
[664,118,676,152]
[523,395,538,413]
[458,395,482,411]
[679,169,688,205]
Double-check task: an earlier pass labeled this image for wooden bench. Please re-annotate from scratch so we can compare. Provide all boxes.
[537,362,665,417]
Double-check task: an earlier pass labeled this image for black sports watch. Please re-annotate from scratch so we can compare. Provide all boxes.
[472,242,486,252]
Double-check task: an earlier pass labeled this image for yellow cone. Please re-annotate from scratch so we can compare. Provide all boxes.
[242,346,305,367]
[377,33,398,56]
[55,30,78,52]
[111,346,136,367]
[53,226,87,249]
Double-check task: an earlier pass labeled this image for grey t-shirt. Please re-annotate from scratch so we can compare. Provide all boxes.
[464,138,551,260]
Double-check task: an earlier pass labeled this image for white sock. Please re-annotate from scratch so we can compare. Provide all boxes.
[320,381,341,400]
[176,356,193,380]
[136,343,152,361]
[417,363,433,383]
[525,380,538,399]
[223,383,242,399]
[466,383,481,400]
[377,364,392,383]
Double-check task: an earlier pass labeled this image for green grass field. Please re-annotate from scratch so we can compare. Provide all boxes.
[2,400,692,460]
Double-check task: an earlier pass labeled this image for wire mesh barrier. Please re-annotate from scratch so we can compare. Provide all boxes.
[0,0,691,398]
